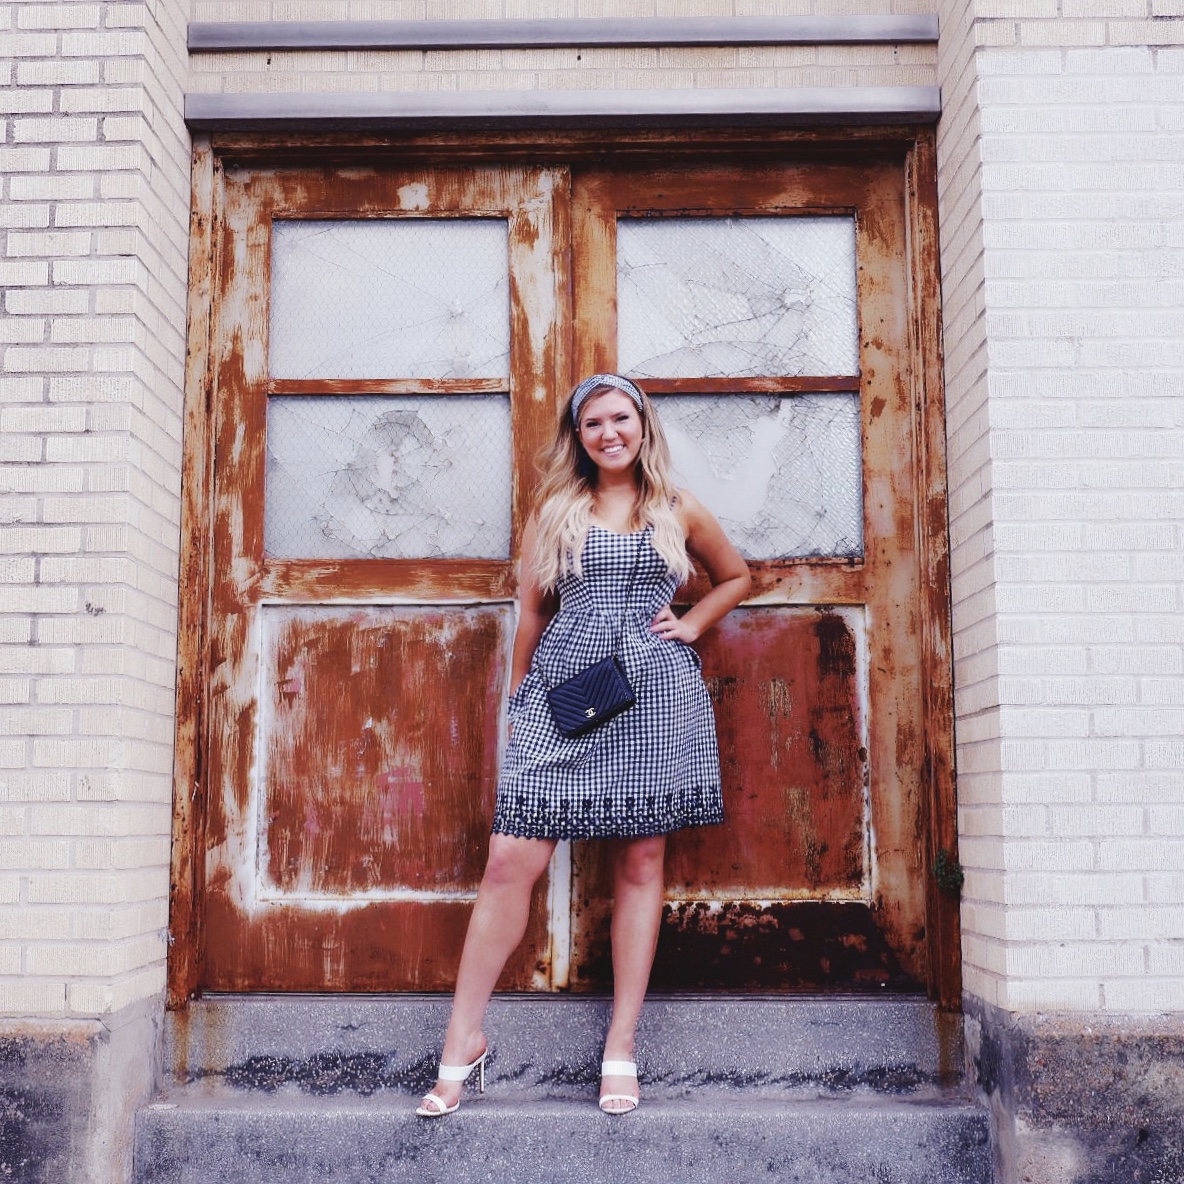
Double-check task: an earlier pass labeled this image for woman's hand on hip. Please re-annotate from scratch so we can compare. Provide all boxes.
[651,604,699,644]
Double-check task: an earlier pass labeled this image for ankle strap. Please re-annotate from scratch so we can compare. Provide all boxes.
[601,1060,638,1076]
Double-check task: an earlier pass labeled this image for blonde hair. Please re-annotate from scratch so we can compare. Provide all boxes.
[532,378,691,589]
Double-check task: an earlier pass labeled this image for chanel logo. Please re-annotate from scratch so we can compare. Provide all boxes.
[584,707,597,718]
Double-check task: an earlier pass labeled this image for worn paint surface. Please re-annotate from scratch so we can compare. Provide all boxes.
[177,143,953,998]
[668,608,867,899]
[197,165,566,991]
[261,605,508,897]
[566,160,930,993]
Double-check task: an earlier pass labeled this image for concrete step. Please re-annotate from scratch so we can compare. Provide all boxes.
[137,996,992,1184]
[165,994,967,1090]
[135,1079,991,1184]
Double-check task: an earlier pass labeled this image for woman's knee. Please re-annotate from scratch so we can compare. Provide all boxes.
[614,835,666,888]
[482,834,554,889]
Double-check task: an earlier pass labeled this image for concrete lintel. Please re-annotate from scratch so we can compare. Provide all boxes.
[184,86,941,131]
[188,15,939,53]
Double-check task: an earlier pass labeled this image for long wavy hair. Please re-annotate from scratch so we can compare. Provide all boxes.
[531,377,691,589]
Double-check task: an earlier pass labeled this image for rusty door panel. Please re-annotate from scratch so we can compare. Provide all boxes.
[261,605,510,896]
[199,164,569,992]
[668,608,866,898]
[567,160,931,992]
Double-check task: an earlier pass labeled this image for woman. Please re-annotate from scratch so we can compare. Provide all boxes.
[417,374,750,1118]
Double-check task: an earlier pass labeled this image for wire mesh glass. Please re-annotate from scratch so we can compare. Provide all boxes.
[265,395,511,560]
[617,216,859,379]
[269,219,511,380]
[655,393,863,560]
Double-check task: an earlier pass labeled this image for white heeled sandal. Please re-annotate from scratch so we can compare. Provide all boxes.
[415,1048,488,1117]
[598,1059,640,1115]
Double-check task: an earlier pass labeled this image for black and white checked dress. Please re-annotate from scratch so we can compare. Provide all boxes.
[492,524,724,840]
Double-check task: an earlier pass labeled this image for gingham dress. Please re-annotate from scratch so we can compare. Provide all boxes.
[492,524,724,840]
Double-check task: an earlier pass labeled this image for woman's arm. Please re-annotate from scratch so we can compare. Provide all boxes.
[509,515,558,693]
[651,490,751,644]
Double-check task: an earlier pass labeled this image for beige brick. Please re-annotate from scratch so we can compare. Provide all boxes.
[0,90,54,115]
[0,203,52,229]
[0,739,25,770]
[17,5,102,30]
[54,143,145,172]
[26,938,162,978]
[0,557,35,582]
[29,802,163,837]
[26,868,161,905]
[67,965,166,1016]
[0,147,52,173]
[5,289,90,315]
[0,320,45,345]
[51,257,143,285]
[60,29,146,56]
[0,405,87,433]
[0,649,75,675]
[0,774,75,802]
[0,260,50,286]
[0,680,31,705]
[0,808,24,837]
[14,59,102,86]
[0,587,77,614]
[0,910,72,940]
[32,737,123,767]
[0,31,58,56]
[0,981,66,1014]
[9,174,95,201]
[0,526,84,553]
[3,346,91,373]
[0,839,70,870]
[1110,18,1184,41]
[12,118,100,144]
[75,836,169,870]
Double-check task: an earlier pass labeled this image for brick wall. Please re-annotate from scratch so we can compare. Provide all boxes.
[0,0,190,1020]
[936,1,1184,1013]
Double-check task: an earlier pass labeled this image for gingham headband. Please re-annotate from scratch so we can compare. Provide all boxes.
[570,373,645,424]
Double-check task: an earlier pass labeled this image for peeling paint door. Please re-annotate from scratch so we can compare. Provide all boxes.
[188,149,950,997]
[200,166,569,990]
[567,162,934,991]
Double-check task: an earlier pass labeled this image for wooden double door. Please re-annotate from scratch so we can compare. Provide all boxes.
[176,137,956,1002]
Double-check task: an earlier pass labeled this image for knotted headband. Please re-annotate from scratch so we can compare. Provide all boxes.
[570,373,645,425]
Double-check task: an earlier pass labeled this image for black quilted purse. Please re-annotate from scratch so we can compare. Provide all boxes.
[542,533,643,737]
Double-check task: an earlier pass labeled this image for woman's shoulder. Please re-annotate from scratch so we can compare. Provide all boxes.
[671,487,709,527]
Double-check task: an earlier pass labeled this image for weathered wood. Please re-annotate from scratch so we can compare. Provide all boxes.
[268,378,507,396]
[908,129,962,1009]
[167,138,219,1008]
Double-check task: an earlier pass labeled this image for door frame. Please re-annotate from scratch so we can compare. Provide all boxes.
[168,124,959,1008]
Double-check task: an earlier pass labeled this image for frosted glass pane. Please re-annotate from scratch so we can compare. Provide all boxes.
[657,393,863,559]
[617,217,858,379]
[265,395,511,559]
[270,219,510,379]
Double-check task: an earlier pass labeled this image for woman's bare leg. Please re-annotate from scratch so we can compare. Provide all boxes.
[424,833,557,1110]
[601,833,667,1111]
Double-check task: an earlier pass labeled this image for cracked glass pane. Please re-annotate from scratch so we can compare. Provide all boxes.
[657,393,863,559]
[269,219,510,380]
[617,217,858,378]
[265,395,511,559]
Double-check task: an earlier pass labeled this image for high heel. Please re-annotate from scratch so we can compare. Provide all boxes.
[415,1048,488,1118]
[598,1059,639,1115]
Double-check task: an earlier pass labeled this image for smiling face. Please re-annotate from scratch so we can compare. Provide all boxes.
[576,388,645,478]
